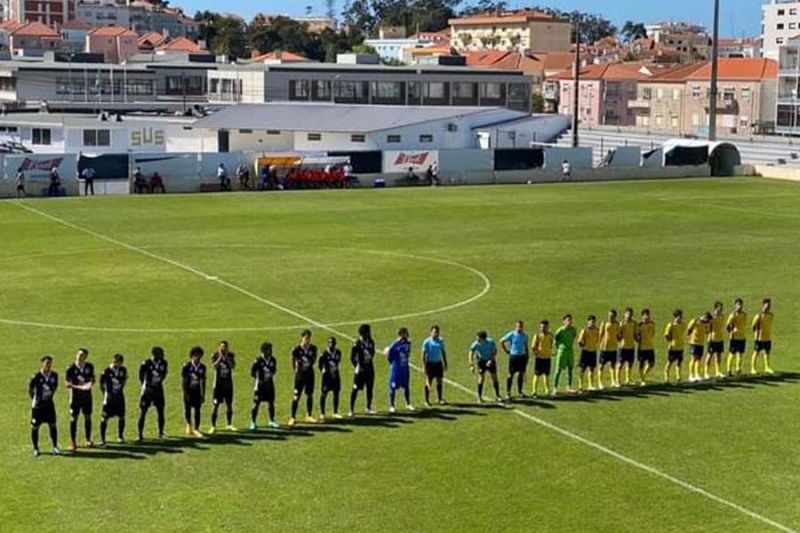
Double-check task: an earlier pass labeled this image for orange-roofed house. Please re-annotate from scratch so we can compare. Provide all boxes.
[155,36,208,55]
[250,50,311,64]
[628,62,706,131]
[86,25,138,63]
[448,9,571,54]
[682,58,777,136]
[549,63,658,127]
[138,32,168,52]
[0,21,62,56]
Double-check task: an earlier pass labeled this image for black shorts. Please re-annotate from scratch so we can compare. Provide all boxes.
[754,340,772,354]
[213,382,233,405]
[668,350,684,364]
[353,366,374,390]
[729,339,746,354]
[425,361,444,380]
[534,357,552,376]
[509,355,528,375]
[140,387,165,410]
[578,350,597,370]
[102,396,126,418]
[708,341,725,355]
[477,358,497,375]
[70,392,93,416]
[637,349,656,365]
[293,371,315,396]
[254,382,275,403]
[185,388,203,408]
[599,350,616,366]
[322,373,341,394]
[617,348,635,365]
[32,400,56,426]
[689,344,705,359]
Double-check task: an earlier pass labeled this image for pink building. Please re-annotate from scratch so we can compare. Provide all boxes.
[86,26,138,63]
[549,63,659,127]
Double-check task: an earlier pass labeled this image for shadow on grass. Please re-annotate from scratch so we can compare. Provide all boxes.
[515,372,800,408]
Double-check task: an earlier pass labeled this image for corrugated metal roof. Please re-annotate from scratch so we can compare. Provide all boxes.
[192,103,514,133]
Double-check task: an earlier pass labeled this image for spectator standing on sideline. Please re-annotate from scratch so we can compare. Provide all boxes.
[217,164,229,191]
[150,172,166,194]
[133,167,147,194]
[15,169,25,198]
[237,164,251,190]
[48,167,61,197]
[426,162,440,186]
[561,160,572,182]
[81,167,96,196]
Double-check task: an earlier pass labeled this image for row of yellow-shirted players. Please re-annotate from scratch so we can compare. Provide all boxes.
[563,297,775,392]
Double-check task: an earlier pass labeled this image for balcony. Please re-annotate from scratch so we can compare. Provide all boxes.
[704,97,738,113]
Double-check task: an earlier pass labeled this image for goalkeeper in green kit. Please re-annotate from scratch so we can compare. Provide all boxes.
[553,314,577,395]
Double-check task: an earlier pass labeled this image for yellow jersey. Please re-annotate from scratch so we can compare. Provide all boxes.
[709,314,725,342]
[752,312,774,342]
[664,321,686,350]
[578,327,599,352]
[619,320,638,349]
[532,333,554,358]
[687,318,710,346]
[599,320,620,351]
[638,321,656,350]
[726,311,747,340]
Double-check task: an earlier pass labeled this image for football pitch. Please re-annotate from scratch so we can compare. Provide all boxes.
[1,177,799,532]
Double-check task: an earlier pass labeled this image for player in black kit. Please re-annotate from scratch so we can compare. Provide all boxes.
[29,356,61,457]
[349,324,377,417]
[209,341,236,434]
[182,346,207,437]
[288,329,318,427]
[99,354,127,446]
[319,336,343,421]
[65,348,95,451]
[250,342,279,431]
[136,346,168,441]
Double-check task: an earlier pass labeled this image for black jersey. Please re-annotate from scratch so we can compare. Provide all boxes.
[66,362,95,395]
[181,362,207,392]
[251,355,277,387]
[351,338,376,370]
[291,344,318,375]
[29,371,58,408]
[139,358,168,391]
[212,351,235,387]
[100,366,127,401]
[319,349,342,376]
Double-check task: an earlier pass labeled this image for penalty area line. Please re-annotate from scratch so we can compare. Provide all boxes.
[11,201,796,533]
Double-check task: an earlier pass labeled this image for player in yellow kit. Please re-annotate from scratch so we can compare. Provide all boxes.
[726,298,747,376]
[704,301,726,379]
[751,298,774,375]
[663,309,685,384]
[577,315,599,391]
[636,309,656,386]
[615,308,637,387]
[597,309,620,390]
[686,312,711,382]
[530,320,554,397]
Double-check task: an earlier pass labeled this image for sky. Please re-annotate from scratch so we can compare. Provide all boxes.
[187,0,762,37]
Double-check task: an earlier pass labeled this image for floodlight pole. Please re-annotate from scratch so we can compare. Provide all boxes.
[708,0,720,141]
[572,17,580,148]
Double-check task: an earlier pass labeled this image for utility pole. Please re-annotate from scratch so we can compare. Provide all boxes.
[572,17,581,148]
[708,0,720,141]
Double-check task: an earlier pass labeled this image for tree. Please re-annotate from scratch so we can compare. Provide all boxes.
[342,0,377,34]
[342,0,460,36]
[460,0,506,16]
[621,21,647,43]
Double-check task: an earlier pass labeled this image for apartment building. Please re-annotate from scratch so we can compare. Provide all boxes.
[7,0,75,26]
[85,25,137,63]
[448,9,571,55]
[630,63,706,131]
[645,21,710,62]
[775,36,800,133]
[762,0,800,60]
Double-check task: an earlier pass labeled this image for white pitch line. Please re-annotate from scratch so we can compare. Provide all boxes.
[10,200,796,533]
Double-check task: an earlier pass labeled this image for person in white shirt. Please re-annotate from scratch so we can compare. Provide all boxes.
[561,160,572,182]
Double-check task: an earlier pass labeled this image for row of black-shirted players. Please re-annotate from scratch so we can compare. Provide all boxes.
[29,326,379,456]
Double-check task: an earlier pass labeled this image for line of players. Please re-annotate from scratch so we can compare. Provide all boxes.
[27,298,775,457]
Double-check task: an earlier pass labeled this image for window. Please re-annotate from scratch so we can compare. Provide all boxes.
[655,114,663,126]
[419,134,433,143]
[642,87,652,100]
[311,80,331,101]
[423,82,446,99]
[777,37,785,44]
[408,81,421,103]
[387,135,401,143]
[307,133,321,141]
[267,130,281,135]
[673,88,681,100]
[83,129,110,147]
[671,116,679,128]
[691,86,701,98]
[351,134,365,143]
[370,81,404,104]
[741,86,751,99]
[778,9,785,15]
[777,23,785,30]
[32,128,51,145]
[290,80,310,100]
[791,23,797,30]
[125,79,154,96]
[791,8,798,15]
[333,80,368,104]
[656,88,664,99]
[507,83,530,111]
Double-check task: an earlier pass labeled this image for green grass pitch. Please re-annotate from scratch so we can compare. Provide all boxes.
[0,178,798,532]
